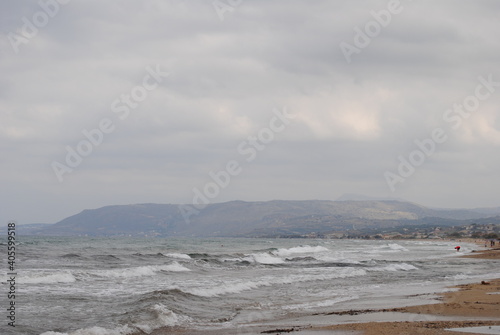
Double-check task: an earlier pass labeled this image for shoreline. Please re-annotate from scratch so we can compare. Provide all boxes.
[463,247,500,259]
[318,248,500,335]
[150,245,500,335]
[321,279,500,335]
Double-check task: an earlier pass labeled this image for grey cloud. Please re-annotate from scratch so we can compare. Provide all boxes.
[1,0,500,224]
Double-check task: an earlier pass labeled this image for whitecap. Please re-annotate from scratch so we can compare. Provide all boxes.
[20,272,76,284]
[245,253,285,264]
[273,245,329,257]
[160,262,191,272]
[387,243,409,252]
[94,262,190,278]
[376,263,418,272]
[133,304,192,334]
[165,253,191,260]
[187,268,367,297]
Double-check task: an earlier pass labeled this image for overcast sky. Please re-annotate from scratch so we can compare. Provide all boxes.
[2,0,500,224]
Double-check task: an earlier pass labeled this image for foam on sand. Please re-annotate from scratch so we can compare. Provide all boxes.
[446,326,500,334]
[282,295,360,310]
[40,325,135,335]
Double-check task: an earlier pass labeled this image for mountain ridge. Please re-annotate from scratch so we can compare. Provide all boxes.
[30,199,500,237]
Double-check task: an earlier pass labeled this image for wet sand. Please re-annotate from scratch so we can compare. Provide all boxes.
[462,247,500,259]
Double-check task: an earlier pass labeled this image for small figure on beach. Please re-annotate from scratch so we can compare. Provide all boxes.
[455,246,461,252]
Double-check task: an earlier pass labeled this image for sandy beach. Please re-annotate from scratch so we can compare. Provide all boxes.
[321,248,500,335]
[463,247,500,259]
[323,280,500,334]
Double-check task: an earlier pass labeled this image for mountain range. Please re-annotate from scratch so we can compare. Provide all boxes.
[23,197,500,237]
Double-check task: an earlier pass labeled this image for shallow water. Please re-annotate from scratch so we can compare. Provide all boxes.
[446,326,500,334]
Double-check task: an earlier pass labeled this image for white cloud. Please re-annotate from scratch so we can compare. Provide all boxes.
[291,85,388,140]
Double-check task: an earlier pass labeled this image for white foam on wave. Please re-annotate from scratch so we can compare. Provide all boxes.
[375,263,418,272]
[387,243,409,252]
[246,253,285,264]
[95,262,190,278]
[366,243,410,255]
[187,268,367,297]
[161,262,191,272]
[273,245,329,257]
[133,303,192,334]
[165,253,191,260]
[189,281,263,297]
[446,273,470,281]
[244,245,330,264]
[40,324,135,335]
[315,254,361,264]
[20,271,77,284]
[40,305,191,335]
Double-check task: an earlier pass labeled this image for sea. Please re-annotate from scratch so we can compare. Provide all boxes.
[2,237,499,335]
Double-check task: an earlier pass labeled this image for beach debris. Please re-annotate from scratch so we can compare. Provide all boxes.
[261,326,300,333]
[313,307,405,316]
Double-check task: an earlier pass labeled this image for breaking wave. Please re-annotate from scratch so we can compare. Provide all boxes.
[187,268,367,297]
[20,271,77,284]
[165,253,191,260]
[273,245,329,257]
[94,262,190,278]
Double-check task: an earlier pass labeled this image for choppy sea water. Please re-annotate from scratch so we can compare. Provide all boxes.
[1,237,499,335]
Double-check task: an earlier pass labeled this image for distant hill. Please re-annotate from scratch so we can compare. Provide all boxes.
[472,206,500,216]
[335,193,406,202]
[1,223,52,235]
[29,199,500,237]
